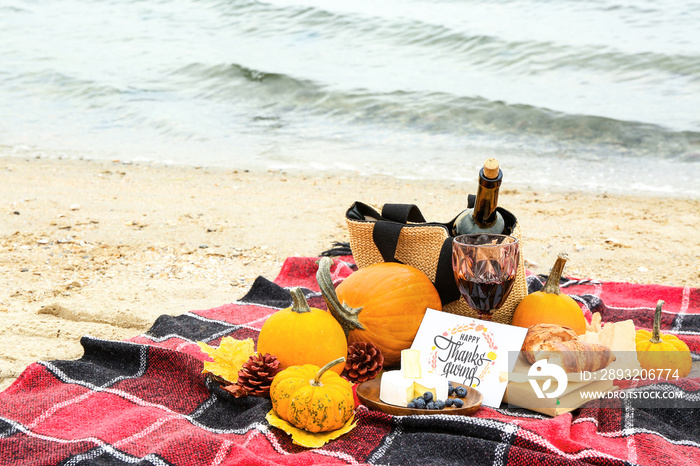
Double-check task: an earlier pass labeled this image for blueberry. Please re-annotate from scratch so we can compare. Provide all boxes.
[426,401,435,410]
[453,398,464,408]
[455,386,468,398]
[414,398,426,409]
[434,400,445,410]
[423,391,434,402]
[444,398,453,407]
[447,384,455,396]
[407,401,416,409]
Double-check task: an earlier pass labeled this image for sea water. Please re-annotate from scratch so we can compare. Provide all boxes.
[1,0,699,197]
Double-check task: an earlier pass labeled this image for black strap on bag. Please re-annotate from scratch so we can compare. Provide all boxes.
[434,239,460,304]
[372,222,404,264]
[381,203,426,223]
[371,204,427,264]
[347,202,460,304]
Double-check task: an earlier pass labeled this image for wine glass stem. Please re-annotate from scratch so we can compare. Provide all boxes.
[479,313,493,321]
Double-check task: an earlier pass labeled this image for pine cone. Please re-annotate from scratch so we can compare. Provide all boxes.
[231,353,281,397]
[342,341,384,383]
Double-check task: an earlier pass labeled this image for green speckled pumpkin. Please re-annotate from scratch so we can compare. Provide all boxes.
[269,358,353,433]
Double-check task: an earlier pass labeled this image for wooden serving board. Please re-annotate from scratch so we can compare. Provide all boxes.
[356,378,483,416]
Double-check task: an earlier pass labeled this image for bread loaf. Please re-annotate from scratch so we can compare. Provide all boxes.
[535,340,616,373]
[521,323,578,364]
[521,323,616,372]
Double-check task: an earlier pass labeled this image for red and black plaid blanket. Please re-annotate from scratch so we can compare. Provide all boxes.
[1,256,699,465]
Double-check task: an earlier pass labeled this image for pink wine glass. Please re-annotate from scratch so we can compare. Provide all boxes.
[452,234,520,321]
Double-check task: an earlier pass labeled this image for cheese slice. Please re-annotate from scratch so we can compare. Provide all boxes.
[579,320,636,351]
[578,319,640,373]
[401,349,422,378]
[579,331,600,345]
[598,320,636,352]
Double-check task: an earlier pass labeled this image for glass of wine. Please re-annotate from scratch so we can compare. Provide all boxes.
[452,234,520,321]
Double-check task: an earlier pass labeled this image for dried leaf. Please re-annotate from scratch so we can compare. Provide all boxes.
[197,337,255,384]
[265,410,357,449]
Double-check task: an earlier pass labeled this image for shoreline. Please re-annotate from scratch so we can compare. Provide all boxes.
[1,155,699,391]
[5,147,700,201]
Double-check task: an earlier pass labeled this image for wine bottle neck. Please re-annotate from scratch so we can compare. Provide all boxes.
[471,168,502,228]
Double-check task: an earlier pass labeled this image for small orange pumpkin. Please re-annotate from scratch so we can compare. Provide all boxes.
[257,287,347,374]
[270,357,354,433]
[511,252,586,335]
[316,257,442,366]
[635,300,692,379]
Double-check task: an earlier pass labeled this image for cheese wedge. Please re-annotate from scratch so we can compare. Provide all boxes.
[578,319,640,373]
[598,320,636,352]
[579,331,599,345]
[379,371,416,406]
[414,373,449,402]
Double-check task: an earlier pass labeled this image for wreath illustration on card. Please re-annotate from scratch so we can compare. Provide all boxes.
[428,322,499,388]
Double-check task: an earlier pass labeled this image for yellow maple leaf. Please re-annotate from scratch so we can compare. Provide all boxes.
[265,410,356,449]
[197,337,255,384]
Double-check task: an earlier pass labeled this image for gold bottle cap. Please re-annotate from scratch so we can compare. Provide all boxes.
[483,158,500,179]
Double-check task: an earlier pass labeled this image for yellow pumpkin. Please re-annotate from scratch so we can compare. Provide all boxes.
[635,300,692,379]
[257,287,347,374]
[511,252,586,335]
[316,257,442,366]
[270,358,354,433]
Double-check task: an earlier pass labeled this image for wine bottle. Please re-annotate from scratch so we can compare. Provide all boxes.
[452,158,505,236]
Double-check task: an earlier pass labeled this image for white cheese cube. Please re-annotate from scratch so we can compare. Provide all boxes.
[401,349,422,379]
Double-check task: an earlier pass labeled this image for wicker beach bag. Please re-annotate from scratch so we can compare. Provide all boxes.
[345,199,528,324]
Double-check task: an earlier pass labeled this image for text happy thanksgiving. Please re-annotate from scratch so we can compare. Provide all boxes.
[434,333,490,387]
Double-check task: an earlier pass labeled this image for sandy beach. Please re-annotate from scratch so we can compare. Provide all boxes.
[1,155,698,391]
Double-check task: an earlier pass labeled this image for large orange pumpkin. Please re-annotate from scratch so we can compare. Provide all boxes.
[511,252,586,335]
[257,287,347,374]
[316,257,442,366]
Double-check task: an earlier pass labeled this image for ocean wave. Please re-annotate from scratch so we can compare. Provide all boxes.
[6,69,124,102]
[210,0,700,81]
[168,61,700,159]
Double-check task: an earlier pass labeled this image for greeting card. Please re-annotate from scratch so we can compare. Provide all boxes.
[410,308,528,408]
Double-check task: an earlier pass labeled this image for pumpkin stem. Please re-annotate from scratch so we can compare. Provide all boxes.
[542,252,569,295]
[290,287,311,314]
[316,257,365,336]
[312,357,346,386]
[651,300,664,344]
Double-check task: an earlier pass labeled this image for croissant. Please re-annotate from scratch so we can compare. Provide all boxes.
[521,323,579,364]
[535,340,616,373]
